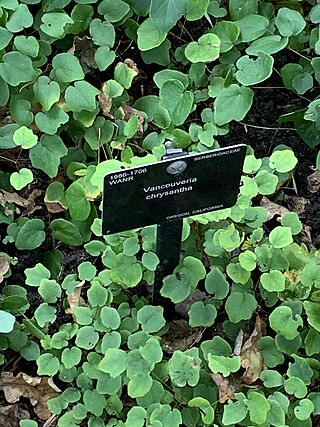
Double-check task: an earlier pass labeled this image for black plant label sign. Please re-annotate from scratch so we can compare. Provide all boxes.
[103,144,246,234]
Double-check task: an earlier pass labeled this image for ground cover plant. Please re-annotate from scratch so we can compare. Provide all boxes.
[1,0,320,426]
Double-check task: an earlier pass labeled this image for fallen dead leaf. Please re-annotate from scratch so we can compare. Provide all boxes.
[65,280,86,319]
[73,36,97,73]
[307,168,320,193]
[98,88,113,118]
[161,319,203,353]
[0,254,10,283]
[260,196,289,221]
[175,289,207,318]
[123,103,144,135]
[0,372,60,420]
[0,189,42,216]
[285,195,307,217]
[0,400,30,427]
[210,373,240,403]
[45,201,66,214]
[240,316,266,385]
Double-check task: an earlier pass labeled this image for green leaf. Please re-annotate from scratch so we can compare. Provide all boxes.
[208,354,241,376]
[304,301,320,332]
[287,354,313,385]
[87,281,109,307]
[169,348,201,387]
[269,306,303,339]
[260,270,285,292]
[188,301,217,327]
[98,0,130,22]
[246,35,288,56]
[10,168,33,190]
[25,263,50,287]
[254,170,278,195]
[222,393,248,425]
[37,353,60,376]
[61,347,82,369]
[275,7,306,37]
[73,307,92,325]
[137,18,167,51]
[6,4,33,33]
[20,420,38,427]
[34,303,56,327]
[100,306,121,330]
[188,397,214,424]
[150,0,186,32]
[284,376,307,398]
[210,21,239,53]
[161,273,191,303]
[225,292,257,323]
[294,399,315,421]
[229,0,257,20]
[0,27,13,50]
[40,12,73,38]
[51,53,84,83]
[14,35,39,58]
[137,305,165,333]
[35,106,69,135]
[99,348,127,377]
[159,79,193,125]
[83,390,106,417]
[13,126,37,149]
[257,336,284,368]
[30,135,68,178]
[114,61,138,89]
[269,149,297,173]
[50,219,84,246]
[236,14,269,42]
[301,261,320,287]
[94,46,116,71]
[11,100,33,126]
[269,226,293,249]
[239,251,256,272]
[65,81,99,112]
[204,267,229,299]
[140,337,163,364]
[244,392,270,425]
[15,219,45,250]
[0,52,37,86]
[75,326,99,349]
[0,310,15,333]
[39,278,61,303]
[281,212,302,235]
[260,370,284,388]
[34,76,60,111]
[226,262,250,285]
[126,406,147,427]
[216,224,241,252]
[89,18,115,47]
[236,52,274,86]
[142,252,159,271]
[214,84,253,125]
[185,33,221,63]
[65,182,91,221]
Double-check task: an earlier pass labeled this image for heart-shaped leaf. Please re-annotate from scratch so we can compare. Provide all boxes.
[10,168,33,190]
[185,33,221,63]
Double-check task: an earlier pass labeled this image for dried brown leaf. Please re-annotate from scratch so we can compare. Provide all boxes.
[175,289,207,318]
[0,400,30,427]
[123,103,144,135]
[0,189,42,216]
[240,316,266,385]
[0,254,10,283]
[260,196,289,221]
[65,281,86,318]
[73,36,97,73]
[210,373,240,403]
[284,195,307,217]
[0,372,60,420]
[45,202,66,214]
[124,58,139,75]
[161,319,203,353]
[307,169,320,193]
[98,90,113,118]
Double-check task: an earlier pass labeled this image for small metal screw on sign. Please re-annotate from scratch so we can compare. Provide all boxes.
[103,142,246,305]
